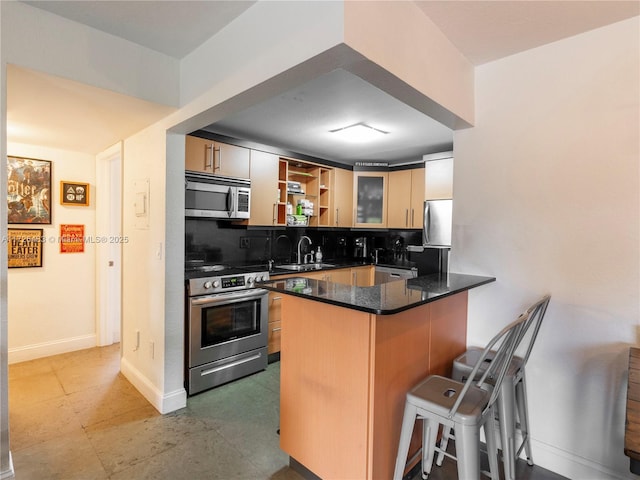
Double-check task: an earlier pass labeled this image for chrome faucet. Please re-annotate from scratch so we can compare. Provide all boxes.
[297,236,312,264]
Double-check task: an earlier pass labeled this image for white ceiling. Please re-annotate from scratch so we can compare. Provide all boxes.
[9,1,639,162]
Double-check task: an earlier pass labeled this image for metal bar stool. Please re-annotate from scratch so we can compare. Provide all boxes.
[437,295,551,480]
[393,313,528,480]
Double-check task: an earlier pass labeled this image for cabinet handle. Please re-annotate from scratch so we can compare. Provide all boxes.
[336,208,339,226]
[271,327,282,332]
[273,203,276,225]
[272,296,282,301]
[411,209,415,227]
[352,272,356,285]
[205,144,214,170]
[213,146,221,171]
[405,209,409,227]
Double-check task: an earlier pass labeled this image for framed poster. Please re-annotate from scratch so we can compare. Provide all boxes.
[60,224,85,253]
[7,228,43,268]
[7,156,52,224]
[60,181,90,206]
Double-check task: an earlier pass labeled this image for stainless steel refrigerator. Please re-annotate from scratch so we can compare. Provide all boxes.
[407,199,452,275]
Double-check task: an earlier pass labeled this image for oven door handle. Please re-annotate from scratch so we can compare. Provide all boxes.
[190,289,268,307]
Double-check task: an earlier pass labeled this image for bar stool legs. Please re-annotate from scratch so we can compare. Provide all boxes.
[393,315,528,480]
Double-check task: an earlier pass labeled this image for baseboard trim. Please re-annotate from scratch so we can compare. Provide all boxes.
[530,438,627,480]
[8,335,96,364]
[120,357,186,414]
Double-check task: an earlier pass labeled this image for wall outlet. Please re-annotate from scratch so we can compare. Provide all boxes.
[240,237,250,248]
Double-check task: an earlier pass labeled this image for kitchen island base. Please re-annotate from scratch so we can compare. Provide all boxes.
[279,291,469,480]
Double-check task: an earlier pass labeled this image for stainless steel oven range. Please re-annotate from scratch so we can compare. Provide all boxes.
[186,267,270,395]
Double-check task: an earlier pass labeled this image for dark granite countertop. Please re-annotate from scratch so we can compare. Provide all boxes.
[260,272,495,315]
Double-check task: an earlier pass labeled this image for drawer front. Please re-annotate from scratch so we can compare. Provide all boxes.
[268,320,282,354]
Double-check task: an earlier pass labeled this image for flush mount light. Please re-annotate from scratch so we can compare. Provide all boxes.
[329,123,389,142]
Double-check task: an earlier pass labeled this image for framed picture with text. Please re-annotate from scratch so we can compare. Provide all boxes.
[60,181,90,206]
[7,228,43,268]
[7,156,52,224]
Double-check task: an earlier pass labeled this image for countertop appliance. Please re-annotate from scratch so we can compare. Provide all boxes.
[185,170,251,220]
[407,199,453,276]
[354,236,369,259]
[186,265,269,395]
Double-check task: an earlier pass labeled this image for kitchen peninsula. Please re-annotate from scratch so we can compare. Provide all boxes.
[261,273,495,480]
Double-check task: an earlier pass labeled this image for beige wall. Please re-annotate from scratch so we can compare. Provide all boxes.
[452,17,639,479]
[7,143,97,363]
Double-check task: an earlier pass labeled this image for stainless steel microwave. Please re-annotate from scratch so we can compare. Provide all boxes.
[185,171,251,220]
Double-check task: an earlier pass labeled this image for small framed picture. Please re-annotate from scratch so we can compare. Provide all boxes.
[7,228,44,268]
[60,181,90,206]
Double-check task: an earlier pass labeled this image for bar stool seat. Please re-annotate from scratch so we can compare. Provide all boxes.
[393,313,528,480]
[438,295,551,480]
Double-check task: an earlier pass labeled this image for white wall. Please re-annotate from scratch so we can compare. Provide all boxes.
[7,144,97,363]
[452,17,639,480]
[1,1,179,107]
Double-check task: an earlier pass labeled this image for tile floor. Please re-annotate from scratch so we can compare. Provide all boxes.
[8,344,567,480]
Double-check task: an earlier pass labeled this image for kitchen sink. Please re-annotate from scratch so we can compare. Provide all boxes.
[276,263,335,272]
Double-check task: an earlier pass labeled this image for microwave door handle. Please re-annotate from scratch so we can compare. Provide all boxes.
[226,187,234,217]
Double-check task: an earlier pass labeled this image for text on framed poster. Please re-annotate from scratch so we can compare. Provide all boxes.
[7,228,43,268]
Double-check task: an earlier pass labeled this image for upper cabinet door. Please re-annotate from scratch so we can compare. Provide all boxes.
[333,168,353,227]
[425,157,453,200]
[410,168,425,229]
[387,170,412,228]
[214,141,250,179]
[387,168,425,229]
[353,172,388,228]
[185,135,214,173]
[248,150,280,226]
[185,135,250,179]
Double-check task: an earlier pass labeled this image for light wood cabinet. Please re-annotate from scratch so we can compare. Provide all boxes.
[353,171,388,228]
[279,292,469,479]
[387,168,425,229]
[248,150,280,226]
[332,168,353,228]
[185,135,250,178]
[425,157,453,200]
[351,265,374,286]
[268,292,283,354]
[268,265,373,353]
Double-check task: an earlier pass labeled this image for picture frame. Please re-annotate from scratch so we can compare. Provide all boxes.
[7,228,44,268]
[7,156,52,224]
[59,224,85,253]
[60,181,90,206]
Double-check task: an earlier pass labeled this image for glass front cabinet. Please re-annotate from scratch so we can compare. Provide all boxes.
[353,171,388,229]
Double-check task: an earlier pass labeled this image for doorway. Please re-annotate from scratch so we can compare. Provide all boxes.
[96,142,122,346]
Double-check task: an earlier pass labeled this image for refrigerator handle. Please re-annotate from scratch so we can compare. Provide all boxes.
[423,202,430,244]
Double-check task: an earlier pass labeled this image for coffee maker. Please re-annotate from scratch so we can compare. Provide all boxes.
[353,237,368,259]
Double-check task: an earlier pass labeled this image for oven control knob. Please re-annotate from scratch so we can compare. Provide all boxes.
[203,281,213,289]
[255,275,263,282]
[246,276,255,285]
[212,280,220,288]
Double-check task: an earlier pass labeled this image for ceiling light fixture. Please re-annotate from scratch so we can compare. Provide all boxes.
[329,123,389,142]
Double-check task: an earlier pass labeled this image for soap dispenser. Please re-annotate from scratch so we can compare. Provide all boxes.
[315,246,323,263]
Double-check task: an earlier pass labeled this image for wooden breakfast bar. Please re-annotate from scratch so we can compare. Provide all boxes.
[261,273,495,480]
